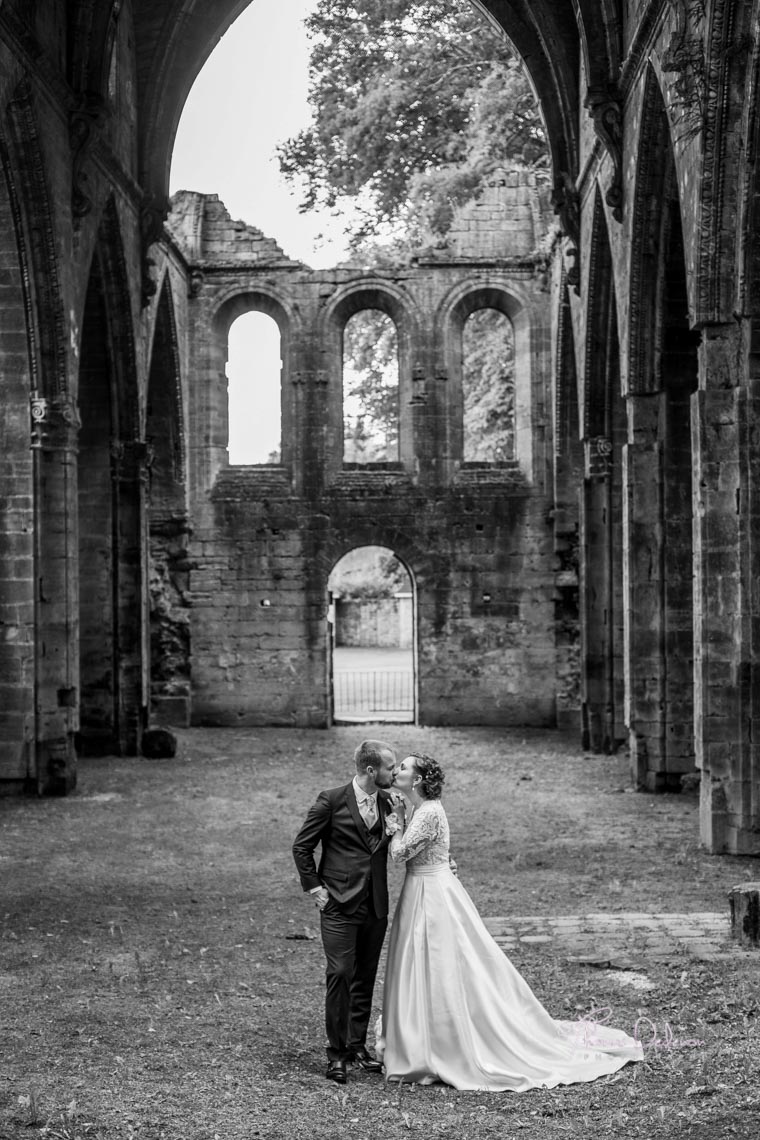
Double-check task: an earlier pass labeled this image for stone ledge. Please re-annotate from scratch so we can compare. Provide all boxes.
[483,912,749,961]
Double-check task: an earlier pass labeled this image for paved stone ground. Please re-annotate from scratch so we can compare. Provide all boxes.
[484,911,750,963]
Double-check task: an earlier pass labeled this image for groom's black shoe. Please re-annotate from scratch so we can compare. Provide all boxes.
[349,1046,383,1073]
[325,1060,347,1084]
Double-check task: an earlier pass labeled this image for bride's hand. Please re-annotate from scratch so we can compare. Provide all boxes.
[386,796,406,831]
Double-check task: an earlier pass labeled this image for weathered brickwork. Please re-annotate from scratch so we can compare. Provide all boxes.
[0,1,758,855]
[166,189,557,728]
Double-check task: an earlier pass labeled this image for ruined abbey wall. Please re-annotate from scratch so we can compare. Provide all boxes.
[161,185,564,728]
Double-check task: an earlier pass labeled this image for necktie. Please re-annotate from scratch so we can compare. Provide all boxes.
[363,796,377,828]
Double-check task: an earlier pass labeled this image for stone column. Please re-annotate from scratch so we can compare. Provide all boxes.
[580,436,614,751]
[692,325,760,853]
[623,393,666,787]
[111,438,150,755]
[34,394,81,793]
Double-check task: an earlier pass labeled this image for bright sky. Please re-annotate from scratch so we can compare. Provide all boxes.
[170,0,347,464]
[170,0,345,269]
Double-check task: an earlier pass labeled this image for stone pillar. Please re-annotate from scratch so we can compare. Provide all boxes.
[0,337,35,787]
[580,436,614,751]
[411,361,434,484]
[35,394,81,793]
[111,438,150,755]
[729,883,760,946]
[692,325,760,853]
[623,394,666,787]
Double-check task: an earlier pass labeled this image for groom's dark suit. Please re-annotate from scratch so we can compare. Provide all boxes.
[293,782,393,1062]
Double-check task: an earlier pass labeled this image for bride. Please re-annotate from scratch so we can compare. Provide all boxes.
[376,752,644,1091]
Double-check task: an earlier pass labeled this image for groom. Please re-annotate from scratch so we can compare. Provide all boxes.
[292,739,397,1084]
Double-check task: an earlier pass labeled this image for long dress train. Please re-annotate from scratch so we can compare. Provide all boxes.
[375,799,644,1091]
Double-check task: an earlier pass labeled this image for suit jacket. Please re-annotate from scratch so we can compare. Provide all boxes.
[292,782,393,917]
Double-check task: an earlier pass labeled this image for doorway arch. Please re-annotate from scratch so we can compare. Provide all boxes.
[327,546,417,724]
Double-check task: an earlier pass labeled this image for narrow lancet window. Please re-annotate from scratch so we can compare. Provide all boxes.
[343,310,399,464]
[462,308,514,462]
[227,311,281,464]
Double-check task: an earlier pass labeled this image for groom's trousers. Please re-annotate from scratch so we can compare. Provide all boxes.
[320,888,387,1061]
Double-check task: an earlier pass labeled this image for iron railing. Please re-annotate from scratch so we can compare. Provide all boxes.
[333,669,413,715]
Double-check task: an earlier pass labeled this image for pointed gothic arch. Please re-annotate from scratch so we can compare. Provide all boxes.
[553,274,582,730]
[629,65,686,395]
[623,64,699,792]
[1,79,78,792]
[146,275,191,727]
[696,0,759,321]
[77,200,146,756]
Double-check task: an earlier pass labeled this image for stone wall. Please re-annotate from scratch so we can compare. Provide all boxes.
[167,190,560,728]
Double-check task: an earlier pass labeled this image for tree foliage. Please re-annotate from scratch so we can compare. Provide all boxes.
[343,311,399,463]
[463,309,515,462]
[329,546,409,598]
[277,0,547,246]
[281,1,534,458]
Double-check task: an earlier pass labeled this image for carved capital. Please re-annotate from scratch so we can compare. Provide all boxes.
[32,393,81,452]
[584,436,613,480]
[140,193,168,249]
[566,249,580,295]
[140,194,168,307]
[70,93,110,223]
[30,391,48,448]
[585,88,623,222]
[188,268,205,298]
[552,170,580,248]
[534,258,550,293]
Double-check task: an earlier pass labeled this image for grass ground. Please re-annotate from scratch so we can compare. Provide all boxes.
[1,725,759,1140]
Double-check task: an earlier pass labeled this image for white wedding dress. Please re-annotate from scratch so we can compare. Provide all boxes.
[375,799,644,1091]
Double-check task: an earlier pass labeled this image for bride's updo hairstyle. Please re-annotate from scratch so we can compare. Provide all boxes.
[409,752,445,799]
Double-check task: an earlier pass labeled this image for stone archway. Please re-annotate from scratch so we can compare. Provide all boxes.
[146,276,191,727]
[327,546,416,725]
[1,81,77,792]
[625,68,699,792]
[553,275,582,732]
[77,204,145,756]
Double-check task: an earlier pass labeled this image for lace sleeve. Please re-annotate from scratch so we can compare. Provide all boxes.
[390,806,441,863]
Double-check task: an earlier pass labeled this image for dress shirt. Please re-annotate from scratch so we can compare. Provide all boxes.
[353,777,378,826]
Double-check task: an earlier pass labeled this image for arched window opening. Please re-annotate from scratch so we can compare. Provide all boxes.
[328,546,415,724]
[343,310,399,464]
[227,311,281,464]
[462,308,515,462]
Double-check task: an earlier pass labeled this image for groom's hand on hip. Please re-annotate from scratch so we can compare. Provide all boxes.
[311,887,330,911]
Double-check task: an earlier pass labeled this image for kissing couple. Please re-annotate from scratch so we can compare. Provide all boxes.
[292,738,643,1090]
